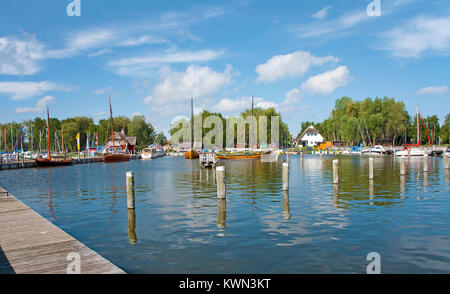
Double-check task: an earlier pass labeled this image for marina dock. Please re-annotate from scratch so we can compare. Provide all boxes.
[0,154,141,170]
[0,186,125,274]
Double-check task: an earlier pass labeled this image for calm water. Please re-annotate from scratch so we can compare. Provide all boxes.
[1,155,449,273]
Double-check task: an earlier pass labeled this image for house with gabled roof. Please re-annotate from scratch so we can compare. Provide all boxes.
[299,125,324,147]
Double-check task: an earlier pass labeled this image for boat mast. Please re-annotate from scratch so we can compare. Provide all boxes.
[251,95,254,151]
[46,106,51,160]
[416,105,419,145]
[190,97,194,150]
[61,128,66,159]
[109,96,115,152]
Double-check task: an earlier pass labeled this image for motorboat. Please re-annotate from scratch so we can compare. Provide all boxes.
[141,146,165,159]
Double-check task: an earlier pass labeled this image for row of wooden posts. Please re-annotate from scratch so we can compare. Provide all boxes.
[124,153,450,210]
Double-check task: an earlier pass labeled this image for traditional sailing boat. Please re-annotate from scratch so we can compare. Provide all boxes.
[215,95,263,160]
[184,97,199,159]
[102,96,131,163]
[395,106,431,156]
[35,107,73,166]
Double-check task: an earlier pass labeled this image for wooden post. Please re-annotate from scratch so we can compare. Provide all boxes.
[300,152,303,162]
[444,154,449,170]
[333,159,339,184]
[400,156,406,176]
[423,154,428,173]
[216,166,226,199]
[369,157,374,180]
[126,171,135,209]
[282,162,289,191]
[21,153,25,168]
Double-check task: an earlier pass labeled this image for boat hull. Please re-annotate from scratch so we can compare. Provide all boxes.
[102,153,131,162]
[141,151,165,159]
[35,158,73,166]
[184,150,199,159]
[216,153,261,160]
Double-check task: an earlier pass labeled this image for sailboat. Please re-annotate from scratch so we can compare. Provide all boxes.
[35,107,73,166]
[395,106,430,156]
[185,97,199,159]
[102,96,131,163]
[215,95,264,160]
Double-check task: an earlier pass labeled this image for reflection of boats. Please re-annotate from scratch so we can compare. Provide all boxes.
[35,107,73,167]
[103,96,130,163]
[216,151,262,160]
[141,146,165,159]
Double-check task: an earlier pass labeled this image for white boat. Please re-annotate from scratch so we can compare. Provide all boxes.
[444,146,450,157]
[361,145,388,155]
[141,146,165,159]
[394,105,432,157]
[395,147,429,157]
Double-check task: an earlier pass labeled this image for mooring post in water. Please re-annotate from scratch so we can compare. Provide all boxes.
[21,153,25,168]
[126,171,135,209]
[216,166,226,199]
[282,191,290,219]
[300,152,303,161]
[333,159,339,184]
[282,162,289,191]
[423,154,428,172]
[400,156,406,176]
[445,154,449,170]
[369,157,374,180]
[286,151,289,163]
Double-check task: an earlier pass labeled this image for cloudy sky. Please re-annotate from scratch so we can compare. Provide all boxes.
[1,0,449,135]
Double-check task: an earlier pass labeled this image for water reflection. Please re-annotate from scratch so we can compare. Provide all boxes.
[128,209,137,244]
[282,191,290,219]
[216,199,226,229]
[1,155,450,273]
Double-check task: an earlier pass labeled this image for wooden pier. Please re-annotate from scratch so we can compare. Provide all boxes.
[0,154,141,170]
[0,186,125,274]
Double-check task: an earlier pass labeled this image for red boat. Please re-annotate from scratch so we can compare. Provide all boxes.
[35,107,73,167]
[102,96,131,163]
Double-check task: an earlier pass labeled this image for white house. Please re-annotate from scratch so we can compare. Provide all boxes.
[299,125,324,147]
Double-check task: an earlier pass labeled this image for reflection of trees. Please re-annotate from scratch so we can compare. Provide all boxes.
[322,157,411,208]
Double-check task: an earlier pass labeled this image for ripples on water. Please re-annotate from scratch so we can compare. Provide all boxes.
[0,155,449,273]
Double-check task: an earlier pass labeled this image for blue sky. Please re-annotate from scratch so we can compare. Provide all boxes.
[0,0,449,136]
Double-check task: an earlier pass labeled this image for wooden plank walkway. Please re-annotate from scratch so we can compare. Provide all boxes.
[0,186,125,274]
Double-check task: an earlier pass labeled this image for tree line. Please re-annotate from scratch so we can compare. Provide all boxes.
[297,97,450,145]
[0,114,167,152]
[169,107,291,148]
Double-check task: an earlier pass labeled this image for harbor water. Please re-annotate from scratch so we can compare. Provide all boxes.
[0,155,449,273]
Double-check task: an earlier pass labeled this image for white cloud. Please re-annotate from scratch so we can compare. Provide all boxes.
[301,66,351,94]
[378,15,450,58]
[109,49,225,77]
[120,35,168,47]
[0,35,44,75]
[93,86,113,95]
[312,6,332,20]
[417,86,448,95]
[0,81,70,100]
[88,48,113,58]
[283,88,302,104]
[255,51,339,83]
[213,96,278,113]
[144,65,233,105]
[15,96,54,114]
